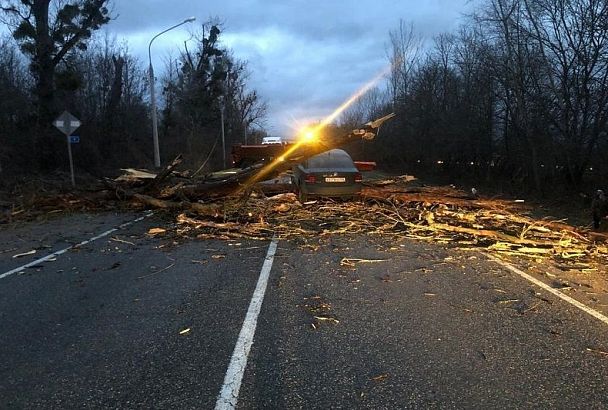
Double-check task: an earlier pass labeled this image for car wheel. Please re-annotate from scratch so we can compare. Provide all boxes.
[298,189,308,203]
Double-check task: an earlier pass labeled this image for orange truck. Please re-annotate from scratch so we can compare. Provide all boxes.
[230,143,294,168]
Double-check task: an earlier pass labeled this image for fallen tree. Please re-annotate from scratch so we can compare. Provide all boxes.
[2,112,607,271]
[111,113,396,204]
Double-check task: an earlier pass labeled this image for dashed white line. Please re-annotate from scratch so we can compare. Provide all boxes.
[215,236,279,410]
[0,211,154,280]
[487,253,608,326]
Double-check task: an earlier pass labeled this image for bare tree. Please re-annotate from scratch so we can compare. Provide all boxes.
[520,0,608,184]
[221,56,267,143]
[340,86,389,129]
[387,20,422,108]
[1,0,111,169]
[0,36,32,174]
[475,0,550,189]
[51,33,151,169]
[369,1,608,191]
[160,23,267,169]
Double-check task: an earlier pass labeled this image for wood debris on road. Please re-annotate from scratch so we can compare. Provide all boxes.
[340,258,388,267]
[303,295,339,329]
[170,180,608,270]
[1,113,606,270]
[12,250,37,258]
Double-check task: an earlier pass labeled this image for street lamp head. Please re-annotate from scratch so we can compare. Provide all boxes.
[184,16,196,23]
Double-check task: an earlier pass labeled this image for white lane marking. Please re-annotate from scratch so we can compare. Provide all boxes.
[0,212,154,280]
[215,236,279,410]
[487,253,608,326]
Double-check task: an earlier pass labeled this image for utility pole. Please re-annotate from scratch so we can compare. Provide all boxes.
[220,98,226,169]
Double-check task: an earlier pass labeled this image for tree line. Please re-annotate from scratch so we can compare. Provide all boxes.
[0,0,266,177]
[344,0,608,194]
[1,0,607,195]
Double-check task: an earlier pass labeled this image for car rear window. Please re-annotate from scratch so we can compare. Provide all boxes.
[307,150,354,168]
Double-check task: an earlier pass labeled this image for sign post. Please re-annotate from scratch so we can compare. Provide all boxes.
[53,111,81,187]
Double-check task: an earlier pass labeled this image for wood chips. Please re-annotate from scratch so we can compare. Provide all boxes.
[172,178,608,269]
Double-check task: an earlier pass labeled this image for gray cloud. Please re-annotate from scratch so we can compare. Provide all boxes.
[107,0,476,135]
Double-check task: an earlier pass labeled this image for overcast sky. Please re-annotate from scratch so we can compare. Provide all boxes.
[107,0,477,137]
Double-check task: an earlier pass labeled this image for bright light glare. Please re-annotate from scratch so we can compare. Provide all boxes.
[239,64,391,191]
[314,67,389,130]
[299,128,317,143]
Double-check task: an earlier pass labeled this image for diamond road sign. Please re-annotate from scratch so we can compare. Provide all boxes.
[53,111,81,136]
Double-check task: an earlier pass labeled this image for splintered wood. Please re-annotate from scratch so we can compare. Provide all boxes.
[174,179,608,266]
[2,116,395,221]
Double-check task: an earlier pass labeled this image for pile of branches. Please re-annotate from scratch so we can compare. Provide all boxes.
[173,178,608,267]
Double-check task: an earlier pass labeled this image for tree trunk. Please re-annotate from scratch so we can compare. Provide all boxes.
[106,56,124,118]
[32,0,57,170]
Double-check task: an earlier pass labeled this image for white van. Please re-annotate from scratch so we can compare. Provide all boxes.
[261,136,283,144]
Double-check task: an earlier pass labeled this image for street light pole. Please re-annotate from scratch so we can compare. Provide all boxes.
[148,16,196,168]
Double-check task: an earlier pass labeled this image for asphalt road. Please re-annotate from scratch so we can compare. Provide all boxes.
[1,211,608,409]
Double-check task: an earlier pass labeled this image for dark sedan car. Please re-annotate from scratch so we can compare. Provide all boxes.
[292,149,362,202]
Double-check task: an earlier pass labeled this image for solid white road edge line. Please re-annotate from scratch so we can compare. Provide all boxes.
[0,211,154,280]
[486,253,608,326]
[215,236,279,410]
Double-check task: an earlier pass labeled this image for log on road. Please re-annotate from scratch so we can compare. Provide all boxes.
[138,113,396,202]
